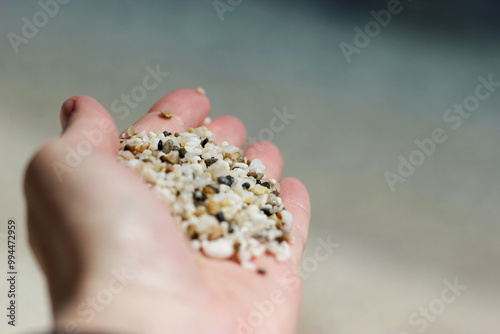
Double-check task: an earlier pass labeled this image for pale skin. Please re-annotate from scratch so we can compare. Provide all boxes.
[24,89,311,334]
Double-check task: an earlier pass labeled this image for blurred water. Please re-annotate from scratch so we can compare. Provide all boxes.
[1,1,499,333]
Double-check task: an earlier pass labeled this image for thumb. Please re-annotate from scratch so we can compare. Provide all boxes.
[60,95,119,155]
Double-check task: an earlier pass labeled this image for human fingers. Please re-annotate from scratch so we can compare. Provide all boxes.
[123,88,210,135]
[206,115,247,148]
[60,95,119,155]
[244,141,284,181]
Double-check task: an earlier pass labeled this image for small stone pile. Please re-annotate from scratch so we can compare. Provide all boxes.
[117,125,293,270]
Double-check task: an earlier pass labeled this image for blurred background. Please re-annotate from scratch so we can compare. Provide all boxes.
[1,0,499,333]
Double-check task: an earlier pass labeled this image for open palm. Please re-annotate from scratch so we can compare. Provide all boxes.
[25,89,311,334]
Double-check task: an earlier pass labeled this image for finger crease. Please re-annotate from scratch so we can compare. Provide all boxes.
[286,198,311,218]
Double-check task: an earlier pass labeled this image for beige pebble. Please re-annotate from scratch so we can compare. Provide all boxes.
[160,110,173,119]
[195,87,206,95]
[252,185,268,196]
[126,125,135,137]
[208,225,223,240]
[207,200,221,214]
[220,198,232,207]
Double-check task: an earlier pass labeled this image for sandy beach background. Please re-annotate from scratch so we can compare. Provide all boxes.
[1,1,499,333]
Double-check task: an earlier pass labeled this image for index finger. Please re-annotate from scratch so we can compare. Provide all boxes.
[121,88,211,135]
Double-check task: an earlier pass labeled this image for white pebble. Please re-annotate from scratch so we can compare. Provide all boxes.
[281,210,293,225]
[207,160,230,177]
[202,239,234,259]
[249,159,266,172]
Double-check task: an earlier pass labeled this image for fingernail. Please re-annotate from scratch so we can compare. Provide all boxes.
[61,97,76,129]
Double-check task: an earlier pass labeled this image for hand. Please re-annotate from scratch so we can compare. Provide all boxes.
[24,89,311,334]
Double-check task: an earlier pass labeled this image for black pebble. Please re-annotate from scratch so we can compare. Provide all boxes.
[261,181,271,189]
[257,267,267,275]
[157,140,163,150]
[201,138,209,148]
[163,131,170,136]
[218,176,229,185]
[205,158,218,167]
[242,182,251,190]
[173,145,179,151]
[124,144,132,151]
[228,227,234,233]
[179,147,187,158]
[217,175,235,186]
[262,208,273,216]
[193,191,207,203]
[256,180,261,185]
[216,212,226,222]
